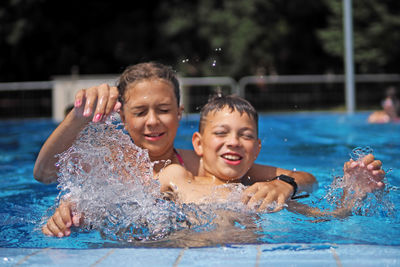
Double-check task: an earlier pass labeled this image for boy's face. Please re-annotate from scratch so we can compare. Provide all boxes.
[193,107,261,182]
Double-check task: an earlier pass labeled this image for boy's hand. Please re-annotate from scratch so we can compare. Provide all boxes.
[42,201,82,237]
[343,154,385,195]
[74,84,121,123]
[241,180,293,212]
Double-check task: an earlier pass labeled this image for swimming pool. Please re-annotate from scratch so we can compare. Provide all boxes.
[0,112,399,265]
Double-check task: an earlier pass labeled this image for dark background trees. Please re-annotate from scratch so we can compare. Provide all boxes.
[1,0,399,117]
[1,0,399,82]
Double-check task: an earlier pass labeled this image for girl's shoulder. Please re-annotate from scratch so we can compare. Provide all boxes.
[175,148,200,175]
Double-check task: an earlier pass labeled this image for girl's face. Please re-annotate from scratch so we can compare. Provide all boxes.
[120,79,182,161]
[193,107,261,183]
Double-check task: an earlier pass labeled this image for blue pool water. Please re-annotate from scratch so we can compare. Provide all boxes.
[0,112,399,249]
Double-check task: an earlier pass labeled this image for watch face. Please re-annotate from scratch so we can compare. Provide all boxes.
[278,174,295,183]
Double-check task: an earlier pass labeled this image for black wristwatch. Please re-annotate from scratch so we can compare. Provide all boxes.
[272,174,298,199]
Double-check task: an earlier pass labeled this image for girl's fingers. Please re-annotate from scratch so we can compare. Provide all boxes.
[93,84,110,122]
[74,89,86,108]
[42,225,54,236]
[53,211,67,232]
[46,217,63,237]
[59,203,72,228]
[83,86,99,118]
[72,213,82,227]
[104,86,119,115]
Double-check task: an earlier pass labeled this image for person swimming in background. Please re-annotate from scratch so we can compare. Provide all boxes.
[34,62,317,214]
[368,86,400,123]
[42,94,385,237]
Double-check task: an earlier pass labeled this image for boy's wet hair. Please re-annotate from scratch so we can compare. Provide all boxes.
[117,62,180,107]
[199,94,258,135]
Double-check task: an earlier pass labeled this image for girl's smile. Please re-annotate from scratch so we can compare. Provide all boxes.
[120,79,182,162]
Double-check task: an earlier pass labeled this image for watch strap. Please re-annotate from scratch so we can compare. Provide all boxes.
[272,174,298,199]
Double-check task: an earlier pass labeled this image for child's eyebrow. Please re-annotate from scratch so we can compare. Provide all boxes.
[239,126,256,131]
[157,103,173,107]
[128,105,146,111]
[211,124,229,129]
[211,124,256,132]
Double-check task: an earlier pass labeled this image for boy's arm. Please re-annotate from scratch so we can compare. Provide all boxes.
[34,84,120,184]
[286,154,385,219]
[241,164,317,212]
[245,163,317,192]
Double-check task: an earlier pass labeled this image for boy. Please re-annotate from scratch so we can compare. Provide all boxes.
[157,95,385,210]
[43,95,385,236]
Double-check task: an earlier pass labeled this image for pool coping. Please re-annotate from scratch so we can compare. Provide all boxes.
[1,244,399,266]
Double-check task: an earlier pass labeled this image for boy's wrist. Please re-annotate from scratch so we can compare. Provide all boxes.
[272,174,298,198]
[271,174,310,199]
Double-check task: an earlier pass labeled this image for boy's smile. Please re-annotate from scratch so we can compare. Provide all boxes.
[193,107,261,183]
[221,152,243,165]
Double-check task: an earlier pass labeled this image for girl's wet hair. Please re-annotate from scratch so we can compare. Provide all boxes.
[117,62,180,107]
[199,94,258,135]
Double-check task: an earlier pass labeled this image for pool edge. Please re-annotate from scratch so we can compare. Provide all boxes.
[1,243,399,266]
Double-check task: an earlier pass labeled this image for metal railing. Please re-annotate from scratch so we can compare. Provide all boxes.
[0,81,53,91]
[1,74,400,121]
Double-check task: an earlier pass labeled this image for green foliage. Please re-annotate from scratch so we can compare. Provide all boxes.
[318,0,400,73]
[0,0,399,81]
[161,0,330,77]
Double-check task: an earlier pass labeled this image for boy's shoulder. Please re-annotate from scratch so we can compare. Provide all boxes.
[163,163,188,174]
[158,163,192,183]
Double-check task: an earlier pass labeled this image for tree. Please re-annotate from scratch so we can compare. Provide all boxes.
[161,0,330,77]
[318,0,400,73]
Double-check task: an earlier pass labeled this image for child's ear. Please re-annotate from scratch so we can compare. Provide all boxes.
[192,132,203,156]
[178,105,184,120]
[256,138,261,157]
[119,109,125,124]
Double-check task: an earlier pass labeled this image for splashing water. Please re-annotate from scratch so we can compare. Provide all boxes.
[349,146,374,161]
[323,146,394,216]
[53,113,251,242]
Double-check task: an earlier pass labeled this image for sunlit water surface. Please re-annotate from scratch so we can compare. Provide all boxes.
[0,112,399,248]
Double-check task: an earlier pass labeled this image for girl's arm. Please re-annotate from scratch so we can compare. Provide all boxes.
[34,84,120,184]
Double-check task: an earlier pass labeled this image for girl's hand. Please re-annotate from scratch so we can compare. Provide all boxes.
[42,201,81,237]
[73,84,121,122]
